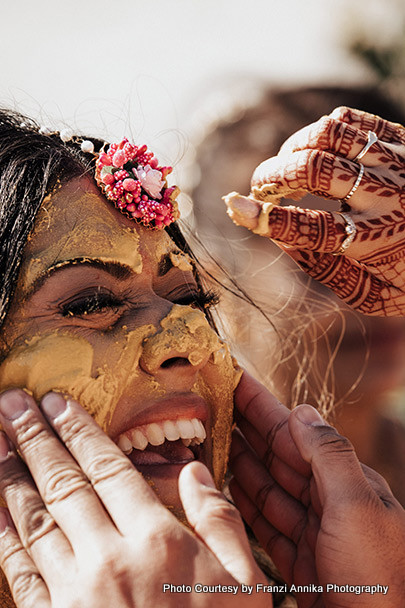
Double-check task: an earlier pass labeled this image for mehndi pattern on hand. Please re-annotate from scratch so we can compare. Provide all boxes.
[224,107,405,316]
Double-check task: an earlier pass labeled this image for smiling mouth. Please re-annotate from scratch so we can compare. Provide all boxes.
[115,418,207,466]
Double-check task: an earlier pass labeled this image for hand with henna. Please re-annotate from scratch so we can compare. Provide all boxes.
[230,372,405,608]
[223,106,405,316]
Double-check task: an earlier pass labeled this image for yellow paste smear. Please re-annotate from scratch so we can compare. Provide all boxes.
[21,189,143,291]
[141,304,240,488]
[0,306,239,607]
[169,251,193,273]
[0,305,239,488]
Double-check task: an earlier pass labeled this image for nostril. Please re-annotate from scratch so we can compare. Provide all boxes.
[160,357,191,369]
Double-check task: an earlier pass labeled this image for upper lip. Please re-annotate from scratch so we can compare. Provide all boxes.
[109,393,209,441]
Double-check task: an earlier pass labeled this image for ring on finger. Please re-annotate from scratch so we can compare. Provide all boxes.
[333,212,357,255]
[354,130,378,162]
[340,163,364,203]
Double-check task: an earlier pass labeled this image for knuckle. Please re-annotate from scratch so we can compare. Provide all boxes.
[10,567,44,607]
[56,415,95,448]
[255,479,276,513]
[12,414,48,455]
[41,464,88,505]
[315,427,354,456]
[17,498,57,549]
[86,453,135,487]
[310,116,335,148]
[330,105,352,122]
[197,495,242,529]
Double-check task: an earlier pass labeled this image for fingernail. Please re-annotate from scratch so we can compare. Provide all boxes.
[295,404,326,427]
[0,390,29,420]
[0,432,11,460]
[41,393,67,419]
[190,462,216,488]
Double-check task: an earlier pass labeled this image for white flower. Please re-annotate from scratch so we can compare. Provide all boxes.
[134,164,164,199]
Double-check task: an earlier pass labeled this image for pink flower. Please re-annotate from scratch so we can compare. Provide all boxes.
[133,164,165,199]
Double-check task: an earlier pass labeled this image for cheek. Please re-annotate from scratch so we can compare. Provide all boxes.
[0,327,155,431]
[195,343,241,490]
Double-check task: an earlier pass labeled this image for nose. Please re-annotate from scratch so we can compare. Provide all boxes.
[139,304,220,378]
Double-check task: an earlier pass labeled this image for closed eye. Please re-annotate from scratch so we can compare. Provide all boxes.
[170,289,220,311]
[60,290,123,318]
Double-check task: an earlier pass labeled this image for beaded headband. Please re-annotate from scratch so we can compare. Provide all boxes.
[38,126,180,230]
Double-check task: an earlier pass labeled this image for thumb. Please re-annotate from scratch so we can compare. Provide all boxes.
[288,404,370,507]
[178,462,262,584]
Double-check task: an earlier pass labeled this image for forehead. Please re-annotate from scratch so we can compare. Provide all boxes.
[19,176,177,291]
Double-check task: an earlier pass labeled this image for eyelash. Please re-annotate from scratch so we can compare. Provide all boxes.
[172,289,219,311]
[60,289,219,318]
[61,291,122,318]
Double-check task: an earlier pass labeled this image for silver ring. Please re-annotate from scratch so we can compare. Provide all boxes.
[333,212,357,255]
[354,130,378,162]
[340,163,364,203]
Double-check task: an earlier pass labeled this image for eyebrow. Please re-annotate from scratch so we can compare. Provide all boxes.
[25,251,183,298]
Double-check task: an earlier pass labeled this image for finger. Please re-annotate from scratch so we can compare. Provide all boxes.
[0,390,113,550]
[251,149,370,203]
[279,116,385,166]
[282,248,389,315]
[230,432,308,543]
[279,115,405,169]
[179,462,264,585]
[0,430,73,581]
[288,405,376,508]
[234,373,310,477]
[329,106,405,145]
[225,192,347,252]
[0,508,51,608]
[40,393,167,533]
[228,478,297,585]
[230,427,310,504]
[230,480,322,608]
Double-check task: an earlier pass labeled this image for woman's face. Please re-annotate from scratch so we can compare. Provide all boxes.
[0,177,239,516]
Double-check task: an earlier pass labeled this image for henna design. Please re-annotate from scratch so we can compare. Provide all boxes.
[283,249,389,315]
[225,107,405,316]
[267,207,345,252]
[330,106,405,145]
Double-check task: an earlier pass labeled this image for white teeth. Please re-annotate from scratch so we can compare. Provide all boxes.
[118,434,132,454]
[162,420,180,441]
[131,428,148,451]
[177,419,196,439]
[116,417,206,454]
[193,419,206,442]
[145,423,165,446]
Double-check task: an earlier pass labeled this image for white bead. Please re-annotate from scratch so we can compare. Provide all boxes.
[39,126,52,135]
[80,140,94,154]
[60,128,73,142]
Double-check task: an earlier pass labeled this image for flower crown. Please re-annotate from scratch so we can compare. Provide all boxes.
[94,138,180,230]
[37,126,180,230]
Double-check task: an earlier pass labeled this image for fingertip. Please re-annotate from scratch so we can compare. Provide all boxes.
[40,392,68,420]
[292,404,327,427]
[180,461,215,489]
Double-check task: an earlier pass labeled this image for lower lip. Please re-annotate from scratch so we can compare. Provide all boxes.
[135,463,192,480]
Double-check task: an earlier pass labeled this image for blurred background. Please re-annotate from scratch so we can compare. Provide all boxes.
[1,0,405,502]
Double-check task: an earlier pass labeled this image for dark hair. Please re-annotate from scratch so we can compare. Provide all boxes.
[0,108,205,327]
